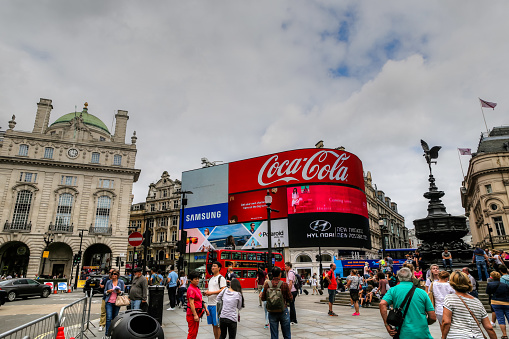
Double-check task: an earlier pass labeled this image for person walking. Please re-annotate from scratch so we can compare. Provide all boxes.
[311,273,317,295]
[98,269,114,332]
[324,263,338,316]
[462,267,478,298]
[167,265,179,310]
[377,272,389,300]
[129,267,148,310]
[487,271,509,339]
[442,248,453,271]
[177,270,188,308]
[217,278,244,339]
[186,270,210,339]
[256,266,267,306]
[425,264,440,293]
[500,265,509,286]
[379,267,436,339]
[103,269,125,336]
[205,261,227,339]
[261,266,293,339]
[431,270,455,332]
[442,271,496,339]
[473,247,490,281]
[226,267,237,287]
[285,262,298,325]
[346,269,362,316]
[150,268,164,286]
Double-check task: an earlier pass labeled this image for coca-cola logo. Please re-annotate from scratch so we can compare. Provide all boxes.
[257,150,350,186]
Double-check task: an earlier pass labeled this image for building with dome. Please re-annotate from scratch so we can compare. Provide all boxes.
[0,98,140,282]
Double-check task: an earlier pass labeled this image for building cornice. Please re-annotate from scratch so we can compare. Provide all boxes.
[0,156,141,182]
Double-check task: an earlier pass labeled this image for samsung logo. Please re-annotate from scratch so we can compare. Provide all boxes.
[186,211,222,222]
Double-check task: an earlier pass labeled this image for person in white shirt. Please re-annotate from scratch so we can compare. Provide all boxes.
[205,261,227,339]
[425,264,440,293]
[431,270,455,331]
[311,274,318,295]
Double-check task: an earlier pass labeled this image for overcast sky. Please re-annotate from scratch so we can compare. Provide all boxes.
[1,1,508,230]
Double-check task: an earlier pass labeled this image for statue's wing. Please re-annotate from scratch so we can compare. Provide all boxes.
[420,140,430,152]
[429,146,442,159]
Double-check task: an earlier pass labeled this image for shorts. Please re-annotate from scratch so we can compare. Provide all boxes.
[350,289,359,302]
[207,305,219,326]
[328,289,336,303]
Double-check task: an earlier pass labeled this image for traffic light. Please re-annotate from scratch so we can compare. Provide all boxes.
[143,228,151,247]
[176,240,186,254]
[177,256,184,270]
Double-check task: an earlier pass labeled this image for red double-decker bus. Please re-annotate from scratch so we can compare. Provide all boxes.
[205,249,285,288]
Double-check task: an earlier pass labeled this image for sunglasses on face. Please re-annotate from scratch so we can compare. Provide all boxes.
[112,273,119,276]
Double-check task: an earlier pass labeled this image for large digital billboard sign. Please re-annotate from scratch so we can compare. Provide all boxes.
[182,203,229,229]
[287,185,368,218]
[228,188,288,223]
[228,149,364,194]
[288,212,371,249]
[181,164,228,208]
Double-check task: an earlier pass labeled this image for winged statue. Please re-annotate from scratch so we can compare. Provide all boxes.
[421,139,441,174]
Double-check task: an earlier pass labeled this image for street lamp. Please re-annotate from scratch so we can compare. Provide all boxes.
[40,229,55,277]
[74,229,88,289]
[265,190,279,271]
[174,190,193,273]
[378,217,387,260]
[485,223,494,249]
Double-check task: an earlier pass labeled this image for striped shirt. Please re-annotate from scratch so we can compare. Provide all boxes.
[443,294,488,339]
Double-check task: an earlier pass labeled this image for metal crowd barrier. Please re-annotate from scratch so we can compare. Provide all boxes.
[0,312,59,339]
[58,296,87,339]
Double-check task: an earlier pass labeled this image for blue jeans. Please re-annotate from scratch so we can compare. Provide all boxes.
[476,260,489,281]
[177,286,187,306]
[130,299,142,310]
[443,258,452,269]
[263,301,269,325]
[268,308,291,339]
[105,302,120,335]
[492,304,509,325]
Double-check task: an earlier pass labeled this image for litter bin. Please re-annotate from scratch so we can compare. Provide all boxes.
[148,285,165,325]
[109,310,164,338]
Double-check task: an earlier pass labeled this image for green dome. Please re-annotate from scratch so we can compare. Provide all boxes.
[50,107,110,134]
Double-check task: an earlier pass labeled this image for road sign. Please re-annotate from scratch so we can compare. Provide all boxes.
[58,282,67,291]
[44,282,54,291]
[43,251,49,258]
[128,232,143,247]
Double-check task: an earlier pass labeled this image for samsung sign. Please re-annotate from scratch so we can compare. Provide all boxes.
[182,203,228,229]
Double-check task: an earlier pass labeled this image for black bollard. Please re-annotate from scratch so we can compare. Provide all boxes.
[109,310,164,338]
[148,285,165,325]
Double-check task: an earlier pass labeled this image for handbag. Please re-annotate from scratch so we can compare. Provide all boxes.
[457,294,488,339]
[427,282,435,307]
[115,294,130,307]
[387,285,417,328]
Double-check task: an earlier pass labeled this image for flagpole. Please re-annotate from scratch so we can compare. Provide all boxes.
[457,149,465,179]
[479,98,489,135]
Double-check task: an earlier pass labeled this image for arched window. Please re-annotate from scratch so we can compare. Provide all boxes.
[321,254,332,262]
[296,254,312,262]
[55,193,73,228]
[95,196,111,228]
[12,190,32,227]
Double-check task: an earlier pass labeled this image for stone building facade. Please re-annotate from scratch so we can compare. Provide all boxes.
[127,171,181,273]
[461,126,509,249]
[0,98,140,280]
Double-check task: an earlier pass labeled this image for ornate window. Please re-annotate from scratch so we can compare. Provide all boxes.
[94,196,111,228]
[161,202,167,210]
[44,147,54,159]
[493,217,506,236]
[20,172,37,183]
[173,200,179,209]
[19,144,28,156]
[157,232,166,242]
[171,230,177,242]
[486,184,493,194]
[56,193,73,227]
[171,216,179,226]
[13,190,32,227]
[91,152,100,163]
[321,254,332,262]
[99,179,114,189]
[296,254,312,262]
[61,175,77,186]
[113,154,122,166]
[160,217,168,227]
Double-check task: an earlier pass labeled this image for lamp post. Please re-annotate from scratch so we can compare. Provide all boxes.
[485,223,494,249]
[265,190,279,271]
[40,228,55,277]
[378,218,387,260]
[174,191,193,273]
[74,229,87,289]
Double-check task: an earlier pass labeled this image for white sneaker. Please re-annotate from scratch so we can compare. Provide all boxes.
[491,321,497,327]
[98,326,103,332]
[167,307,175,311]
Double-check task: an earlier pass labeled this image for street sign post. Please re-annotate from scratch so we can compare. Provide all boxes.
[128,232,143,247]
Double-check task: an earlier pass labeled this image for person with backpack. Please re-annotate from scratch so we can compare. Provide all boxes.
[261,266,293,339]
[324,263,338,316]
[205,261,227,339]
[346,269,362,316]
[150,268,163,286]
[285,262,299,325]
[217,278,244,339]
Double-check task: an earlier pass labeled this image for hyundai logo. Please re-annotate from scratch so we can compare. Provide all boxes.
[309,220,331,232]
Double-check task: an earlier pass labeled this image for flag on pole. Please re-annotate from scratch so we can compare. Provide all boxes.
[458,148,472,155]
[480,98,497,109]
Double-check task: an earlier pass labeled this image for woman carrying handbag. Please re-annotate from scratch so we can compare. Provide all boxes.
[103,269,125,336]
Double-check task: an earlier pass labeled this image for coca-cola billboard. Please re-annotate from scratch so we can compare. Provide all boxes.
[229,149,364,194]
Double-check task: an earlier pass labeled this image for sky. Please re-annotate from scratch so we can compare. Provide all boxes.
[1,1,508,230]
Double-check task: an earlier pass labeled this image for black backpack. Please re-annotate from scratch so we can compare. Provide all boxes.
[292,271,302,290]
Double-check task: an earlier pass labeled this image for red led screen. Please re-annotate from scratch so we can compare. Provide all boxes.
[287,185,368,218]
[228,188,288,223]
[228,148,365,194]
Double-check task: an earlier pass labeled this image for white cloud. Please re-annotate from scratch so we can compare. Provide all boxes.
[1,1,509,231]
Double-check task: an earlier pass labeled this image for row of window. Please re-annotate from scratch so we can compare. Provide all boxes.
[19,145,123,165]
[156,231,178,242]
[18,172,114,189]
[11,190,112,228]
[150,200,179,211]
